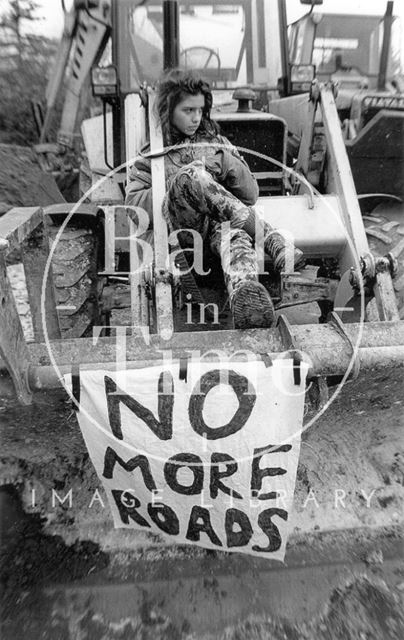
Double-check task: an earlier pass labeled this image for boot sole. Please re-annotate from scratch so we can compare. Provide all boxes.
[232,281,275,329]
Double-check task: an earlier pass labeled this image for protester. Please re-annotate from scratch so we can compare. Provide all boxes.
[126,69,304,328]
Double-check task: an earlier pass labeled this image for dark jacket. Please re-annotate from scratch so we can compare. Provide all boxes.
[125,132,258,225]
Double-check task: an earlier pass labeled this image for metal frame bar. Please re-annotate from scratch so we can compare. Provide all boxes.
[0,207,59,403]
[129,217,149,329]
[23,320,404,391]
[58,4,111,146]
[22,224,61,342]
[319,85,370,256]
[0,208,61,337]
[0,251,32,404]
[148,89,174,339]
[319,84,400,321]
[294,93,318,178]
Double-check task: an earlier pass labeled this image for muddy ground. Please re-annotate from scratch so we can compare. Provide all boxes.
[1,144,404,638]
[0,143,78,216]
[0,144,62,215]
[0,372,403,637]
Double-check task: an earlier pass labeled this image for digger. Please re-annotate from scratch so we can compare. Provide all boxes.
[0,0,403,409]
[1,1,404,625]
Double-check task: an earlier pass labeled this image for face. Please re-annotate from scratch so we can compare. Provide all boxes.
[171,93,205,136]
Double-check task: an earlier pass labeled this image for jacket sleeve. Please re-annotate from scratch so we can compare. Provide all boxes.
[125,147,153,227]
[205,135,259,205]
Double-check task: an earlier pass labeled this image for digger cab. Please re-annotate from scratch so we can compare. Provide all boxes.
[288,3,404,200]
[83,0,400,329]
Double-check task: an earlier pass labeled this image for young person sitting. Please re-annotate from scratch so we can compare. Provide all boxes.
[126,69,304,329]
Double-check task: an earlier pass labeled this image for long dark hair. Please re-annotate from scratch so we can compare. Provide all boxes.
[156,69,219,145]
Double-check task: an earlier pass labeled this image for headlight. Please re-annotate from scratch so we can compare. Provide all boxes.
[290,64,315,94]
[91,65,119,97]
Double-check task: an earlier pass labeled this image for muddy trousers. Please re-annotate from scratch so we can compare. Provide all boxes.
[164,162,258,299]
[164,162,301,300]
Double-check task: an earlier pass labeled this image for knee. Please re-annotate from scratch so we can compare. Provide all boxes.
[228,227,253,246]
[175,161,211,185]
[213,227,253,258]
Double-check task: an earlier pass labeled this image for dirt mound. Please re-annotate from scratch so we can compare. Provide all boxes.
[0,144,64,214]
[318,575,404,640]
[221,576,404,640]
[2,569,402,639]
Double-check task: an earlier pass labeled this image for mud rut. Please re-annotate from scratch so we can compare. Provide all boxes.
[1,144,404,638]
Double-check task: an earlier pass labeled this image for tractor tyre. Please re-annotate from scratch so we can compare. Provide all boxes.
[364,206,404,320]
[48,220,104,338]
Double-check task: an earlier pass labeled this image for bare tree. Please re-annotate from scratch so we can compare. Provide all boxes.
[0,0,42,67]
[0,1,57,144]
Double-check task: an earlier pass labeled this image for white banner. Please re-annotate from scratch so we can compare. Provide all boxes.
[65,356,308,560]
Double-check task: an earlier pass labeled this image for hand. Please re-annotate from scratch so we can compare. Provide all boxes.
[204,151,224,179]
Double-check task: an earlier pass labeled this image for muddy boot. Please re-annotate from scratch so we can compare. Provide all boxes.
[211,224,275,329]
[264,231,305,272]
[231,280,275,329]
[242,210,305,272]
